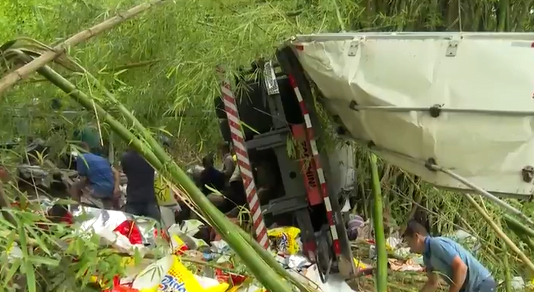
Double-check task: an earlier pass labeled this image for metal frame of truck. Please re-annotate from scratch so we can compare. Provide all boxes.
[215,47,358,281]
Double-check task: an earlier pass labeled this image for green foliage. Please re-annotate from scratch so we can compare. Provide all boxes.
[4,0,534,153]
[0,189,125,291]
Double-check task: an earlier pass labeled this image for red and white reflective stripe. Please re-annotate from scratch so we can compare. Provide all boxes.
[288,74,341,255]
[217,66,269,249]
[290,124,322,206]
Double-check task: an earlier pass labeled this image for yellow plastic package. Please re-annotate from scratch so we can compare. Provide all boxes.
[170,234,188,255]
[131,255,228,292]
[155,173,178,207]
[267,226,302,255]
[227,285,265,292]
[352,258,367,269]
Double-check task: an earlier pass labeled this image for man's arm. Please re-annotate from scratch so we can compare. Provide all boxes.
[420,255,439,292]
[112,166,121,193]
[222,156,234,178]
[420,271,439,292]
[76,156,87,178]
[429,240,467,292]
[448,257,467,292]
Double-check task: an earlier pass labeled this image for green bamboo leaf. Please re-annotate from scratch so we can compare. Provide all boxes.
[2,260,21,289]
[240,121,260,135]
[205,185,224,196]
[133,248,142,265]
[0,213,17,230]
[24,225,52,255]
[29,255,60,266]
[75,259,94,279]
[113,69,128,76]
[156,127,173,137]
[17,225,37,292]
[4,230,17,253]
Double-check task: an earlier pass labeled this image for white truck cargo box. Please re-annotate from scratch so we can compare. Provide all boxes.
[288,32,534,198]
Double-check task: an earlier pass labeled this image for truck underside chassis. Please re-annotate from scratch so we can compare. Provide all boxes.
[214,47,357,281]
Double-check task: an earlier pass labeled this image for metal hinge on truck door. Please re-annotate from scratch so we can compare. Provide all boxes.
[446,36,460,57]
[263,60,280,95]
[347,39,360,57]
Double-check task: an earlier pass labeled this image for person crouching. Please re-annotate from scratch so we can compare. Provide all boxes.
[403,220,496,292]
[70,142,120,209]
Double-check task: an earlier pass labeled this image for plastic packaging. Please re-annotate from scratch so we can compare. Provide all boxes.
[131,255,229,292]
[170,234,189,255]
[267,226,301,255]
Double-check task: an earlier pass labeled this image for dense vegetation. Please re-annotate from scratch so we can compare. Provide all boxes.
[1,0,534,290]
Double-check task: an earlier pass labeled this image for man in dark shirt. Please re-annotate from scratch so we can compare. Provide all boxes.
[120,147,160,221]
[200,154,226,195]
[219,142,235,183]
[199,154,228,211]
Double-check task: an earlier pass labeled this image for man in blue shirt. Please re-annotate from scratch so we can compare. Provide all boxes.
[70,142,120,209]
[403,220,495,292]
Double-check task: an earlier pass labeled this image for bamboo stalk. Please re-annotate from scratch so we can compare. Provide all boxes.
[517,234,534,251]
[504,214,534,239]
[502,243,512,292]
[24,59,162,83]
[369,153,387,292]
[400,181,421,235]
[506,220,534,251]
[464,193,534,274]
[0,0,168,96]
[15,53,294,292]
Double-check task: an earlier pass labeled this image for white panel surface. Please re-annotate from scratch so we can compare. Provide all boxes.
[289,32,534,196]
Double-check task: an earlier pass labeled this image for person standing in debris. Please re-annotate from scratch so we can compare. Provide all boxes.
[120,146,161,221]
[71,142,120,209]
[200,154,227,211]
[403,220,495,292]
[200,154,226,195]
[226,160,247,209]
[219,142,235,183]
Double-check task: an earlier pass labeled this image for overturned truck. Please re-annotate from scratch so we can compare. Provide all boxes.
[214,32,534,281]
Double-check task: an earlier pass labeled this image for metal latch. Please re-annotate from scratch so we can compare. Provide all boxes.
[446,38,459,57]
[263,60,279,95]
[348,40,359,57]
[522,165,534,183]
